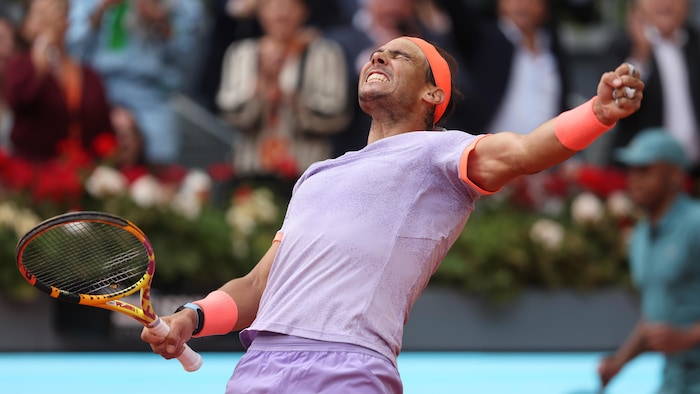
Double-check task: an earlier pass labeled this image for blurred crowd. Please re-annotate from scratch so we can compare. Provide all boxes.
[4,2,700,391]
[1,0,700,196]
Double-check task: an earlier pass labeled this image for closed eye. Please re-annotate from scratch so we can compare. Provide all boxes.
[369,49,414,62]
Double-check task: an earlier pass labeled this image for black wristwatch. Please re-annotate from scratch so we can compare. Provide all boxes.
[175,302,204,336]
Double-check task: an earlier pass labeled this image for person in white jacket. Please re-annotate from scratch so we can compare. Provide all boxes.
[217,0,351,182]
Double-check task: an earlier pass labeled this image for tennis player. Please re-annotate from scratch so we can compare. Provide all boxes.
[142,36,644,393]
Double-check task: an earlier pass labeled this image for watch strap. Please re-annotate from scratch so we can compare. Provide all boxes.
[175,302,204,336]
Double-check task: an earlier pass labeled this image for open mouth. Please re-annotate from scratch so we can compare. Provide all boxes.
[366,72,389,83]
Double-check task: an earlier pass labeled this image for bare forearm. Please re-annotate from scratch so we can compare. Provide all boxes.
[615,320,647,363]
[219,241,279,330]
[515,118,578,174]
[218,276,265,331]
[469,63,643,192]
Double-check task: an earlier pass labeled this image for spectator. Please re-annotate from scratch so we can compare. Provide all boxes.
[195,0,262,113]
[598,129,700,394]
[66,0,205,168]
[195,0,347,113]
[606,0,700,181]
[0,14,18,146]
[216,0,351,187]
[434,0,571,135]
[1,0,113,163]
[110,105,149,183]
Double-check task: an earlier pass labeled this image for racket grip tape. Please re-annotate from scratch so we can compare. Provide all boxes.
[148,318,203,372]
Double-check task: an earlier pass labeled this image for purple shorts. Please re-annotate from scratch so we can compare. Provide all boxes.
[226,332,403,393]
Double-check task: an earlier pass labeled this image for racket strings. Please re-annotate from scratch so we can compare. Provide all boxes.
[20,221,150,296]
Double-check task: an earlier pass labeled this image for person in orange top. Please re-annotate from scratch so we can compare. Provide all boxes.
[2,0,113,163]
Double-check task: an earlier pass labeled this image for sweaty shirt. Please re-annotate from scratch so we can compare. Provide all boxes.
[241,130,489,366]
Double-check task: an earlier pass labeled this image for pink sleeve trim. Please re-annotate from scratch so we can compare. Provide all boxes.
[459,134,500,195]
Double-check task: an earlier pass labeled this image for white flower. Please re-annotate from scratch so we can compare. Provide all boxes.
[530,218,565,250]
[0,202,43,239]
[180,170,212,201]
[607,191,634,219]
[571,192,604,225]
[0,202,18,226]
[250,188,279,223]
[85,166,128,198]
[12,208,41,238]
[129,175,164,208]
[168,170,212,219]
[171,192,201,220]
[226,206,256,236]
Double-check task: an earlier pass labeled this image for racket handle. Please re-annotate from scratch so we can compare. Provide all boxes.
[148,318,203,372]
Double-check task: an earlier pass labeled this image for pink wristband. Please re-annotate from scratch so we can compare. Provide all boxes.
[192,290,239,338]
[554,97,615,151]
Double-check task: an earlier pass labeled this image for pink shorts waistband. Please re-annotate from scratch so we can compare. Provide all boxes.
[248,331,392,364]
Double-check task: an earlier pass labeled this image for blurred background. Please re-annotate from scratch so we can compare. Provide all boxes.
[1,0,700,392]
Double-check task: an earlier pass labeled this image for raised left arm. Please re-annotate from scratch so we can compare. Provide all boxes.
[468,63,644,193]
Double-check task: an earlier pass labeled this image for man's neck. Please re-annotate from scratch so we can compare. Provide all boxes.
[366,118,428,144]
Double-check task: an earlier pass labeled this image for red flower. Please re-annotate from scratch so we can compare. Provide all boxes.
[32,160,83,204]
[576,164,627,198]
[92,132,118,159]
[233,186,253,204]
[0,146,9,168]
[156,164,188,184]
[56,139,93,170]
[1,156,35,191]
[543,172,569,197]
[276,157,299,180]
[208,163,235,182]
[121,165,150,185]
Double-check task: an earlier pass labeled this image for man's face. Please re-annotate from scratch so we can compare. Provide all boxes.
[257,0,308,41]
[22,0,68,42]
[498,0,548,35]
[367,0,415,33]
[637,0,688,36]
[625,162,678,211]
[357,37,430,116]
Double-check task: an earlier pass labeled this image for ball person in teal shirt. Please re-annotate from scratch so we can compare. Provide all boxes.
[599,128,700,393]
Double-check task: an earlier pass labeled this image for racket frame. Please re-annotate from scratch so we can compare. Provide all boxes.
[16,211,202,371]
[17,211,158,325]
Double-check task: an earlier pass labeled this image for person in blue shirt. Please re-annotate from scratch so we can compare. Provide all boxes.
[599,128,700,393]
[65,0,204,169]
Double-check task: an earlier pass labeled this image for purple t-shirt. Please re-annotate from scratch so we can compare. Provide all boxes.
[242,130,488,365]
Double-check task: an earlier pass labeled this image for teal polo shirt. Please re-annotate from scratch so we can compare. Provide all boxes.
[629,194,700,393]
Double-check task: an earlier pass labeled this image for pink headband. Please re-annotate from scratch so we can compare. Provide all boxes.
[404,36,452,124]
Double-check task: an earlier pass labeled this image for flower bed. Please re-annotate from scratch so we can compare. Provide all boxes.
[0,136,284,300]
[0,143,635,304]
[435,163,635,303]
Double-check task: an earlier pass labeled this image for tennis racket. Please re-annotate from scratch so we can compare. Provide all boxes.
[15,211,202,372]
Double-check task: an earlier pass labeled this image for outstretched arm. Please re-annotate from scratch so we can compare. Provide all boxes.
[468,63,644,193]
